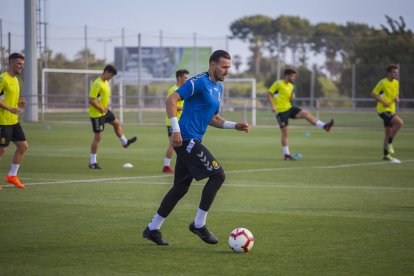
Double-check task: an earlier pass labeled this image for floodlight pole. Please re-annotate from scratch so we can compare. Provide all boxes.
[97,38,112,63]
[24,0,38,122]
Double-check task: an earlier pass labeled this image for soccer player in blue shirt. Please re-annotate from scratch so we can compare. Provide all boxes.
[143,50,250,246]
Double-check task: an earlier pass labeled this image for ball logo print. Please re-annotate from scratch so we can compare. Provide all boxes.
[228,228,254,253]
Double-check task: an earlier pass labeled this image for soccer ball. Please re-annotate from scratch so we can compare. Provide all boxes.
[228,228,254,253]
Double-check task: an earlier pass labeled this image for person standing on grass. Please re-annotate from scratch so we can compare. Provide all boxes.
[143,50,250,246]
[267,68,334,161]
[162,69,189,174]
[0,53,29,189]
[371,64,404,163]
[88,65,137,169]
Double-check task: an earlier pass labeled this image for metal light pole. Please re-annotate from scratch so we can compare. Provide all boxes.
[97,38,112,63]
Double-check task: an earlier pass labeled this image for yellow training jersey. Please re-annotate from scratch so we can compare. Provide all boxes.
[0,71,20,125]
[268,80,294,113]
[372,78,399,113]
[88,77,111,118]
[165,84,184,126]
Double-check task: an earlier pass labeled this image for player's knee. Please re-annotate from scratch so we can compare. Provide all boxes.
[398,118,404,127]
[16,141,28,152]
[22,142,29,152]
[211,169,226,186]
[171,184,190,198]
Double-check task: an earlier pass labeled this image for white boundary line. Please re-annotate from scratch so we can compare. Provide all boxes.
[1,159,414,189]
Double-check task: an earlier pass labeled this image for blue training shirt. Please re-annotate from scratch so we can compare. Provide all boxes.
[176,72,223,141]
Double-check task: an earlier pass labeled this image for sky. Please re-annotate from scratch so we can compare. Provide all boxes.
[1,0,413,71]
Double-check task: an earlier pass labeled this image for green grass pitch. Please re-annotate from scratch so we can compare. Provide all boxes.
[0,122,413,275]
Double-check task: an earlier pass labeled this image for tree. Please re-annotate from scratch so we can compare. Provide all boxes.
[229,15,273,74]
[351,16,414,100]
[272,16,311,67]
[311,22,346,79]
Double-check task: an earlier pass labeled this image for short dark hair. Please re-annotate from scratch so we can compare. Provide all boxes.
[176,69,189,79]
[209,50,231,63]
[386,64,398,73]
[284,68,297,76]
[9,52,24,61]
[103,64,117,75]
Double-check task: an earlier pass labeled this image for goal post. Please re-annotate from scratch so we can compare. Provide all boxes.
[41,68,257,125]
[41,68,102,121]
[222,78,257,126]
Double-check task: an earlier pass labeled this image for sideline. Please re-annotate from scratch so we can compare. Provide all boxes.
[2,159,413,189]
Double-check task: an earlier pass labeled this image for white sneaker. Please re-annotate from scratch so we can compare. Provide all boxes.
[390,158,401,164]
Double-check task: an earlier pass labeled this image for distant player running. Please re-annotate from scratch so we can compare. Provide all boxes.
[267,68,334,160]
[143,50,250,246]
[371,64,403,163]
[0,53,29,189]
[162,69,189,174]
[88,65,137,169]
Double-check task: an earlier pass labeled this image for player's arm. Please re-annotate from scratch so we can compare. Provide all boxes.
[267,92,277,113]
[394,95,400,103]
[88,97,106,114]
[166,92,183,147]
[290,91,296,100]
[371,92,390,107]
[0,81,20,113]
[209,114,250,133]
[0,99,21,114]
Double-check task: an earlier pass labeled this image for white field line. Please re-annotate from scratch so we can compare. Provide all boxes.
[2,159,414,189]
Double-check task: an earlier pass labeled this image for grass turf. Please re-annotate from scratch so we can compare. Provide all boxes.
[0,123,413,275]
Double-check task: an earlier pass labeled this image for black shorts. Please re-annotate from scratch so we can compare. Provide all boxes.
[378,112,395,128]
[276,106,302,128]
[90,110,116,133]
[0,122,27,147]
[174,139,223,181]
[166,126,173,137]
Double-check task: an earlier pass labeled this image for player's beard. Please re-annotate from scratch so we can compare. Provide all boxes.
[214,69,227,82]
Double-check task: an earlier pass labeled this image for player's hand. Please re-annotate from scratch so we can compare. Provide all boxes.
[394,96,400,103]
[18,98,27,108]
[170,132,183,147]
[236,121,251,133]
[8,107,21,114]
[382,101,390,107]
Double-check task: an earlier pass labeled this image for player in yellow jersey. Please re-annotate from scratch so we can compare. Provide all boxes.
[162,69,189,173]
[267,68,334,160]
[371,64,404,163]
[88,65,137,169]
[0,53,29,189]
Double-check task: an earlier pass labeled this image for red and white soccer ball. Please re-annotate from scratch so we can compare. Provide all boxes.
[228,228,254,253]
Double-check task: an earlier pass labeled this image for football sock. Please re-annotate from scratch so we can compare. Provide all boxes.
[90,154,97,164]
[282,146,290,155]
[120,135,128,145]
[316,120,325,129]
[8,163,20,176]
[388,137,393,144]
[384,146,388,156]
[164,158,171,167]
[194,208,208,228]
[148,213,166,230]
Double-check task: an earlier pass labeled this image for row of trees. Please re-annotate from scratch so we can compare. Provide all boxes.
[7,14,412,107]
[229,15,414,101]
